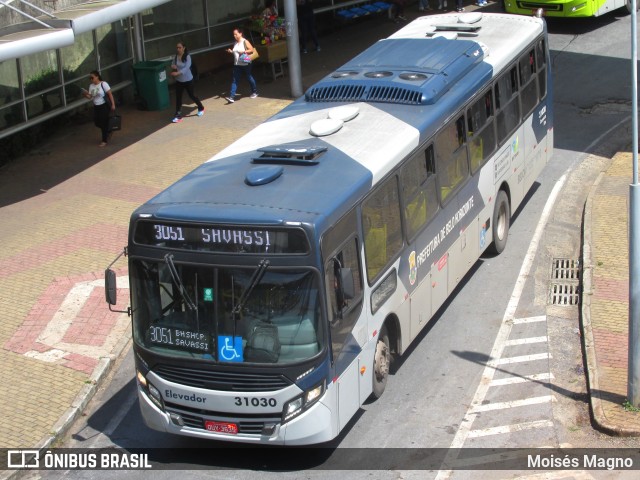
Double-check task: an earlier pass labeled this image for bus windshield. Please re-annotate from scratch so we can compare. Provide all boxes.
[130,259,323,365]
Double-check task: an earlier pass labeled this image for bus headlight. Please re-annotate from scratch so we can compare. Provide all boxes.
[282,380,325,423]
[137,370,165,411]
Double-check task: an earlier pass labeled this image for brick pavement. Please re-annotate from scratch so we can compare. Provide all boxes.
[0,3,638,469]
[583,151,640,435]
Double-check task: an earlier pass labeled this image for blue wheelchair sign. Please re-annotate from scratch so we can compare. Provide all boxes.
[218,335,243,362]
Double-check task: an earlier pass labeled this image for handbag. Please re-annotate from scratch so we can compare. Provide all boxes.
[108,113,121,132]
[243,40,260,62]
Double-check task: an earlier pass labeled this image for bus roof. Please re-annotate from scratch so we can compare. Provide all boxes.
[141,13,545,234]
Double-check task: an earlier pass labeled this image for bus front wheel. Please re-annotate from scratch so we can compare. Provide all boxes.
[372,326,391,399]
[489,190,510,255]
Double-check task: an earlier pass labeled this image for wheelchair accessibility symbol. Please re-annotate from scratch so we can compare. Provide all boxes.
[218,335,243,362]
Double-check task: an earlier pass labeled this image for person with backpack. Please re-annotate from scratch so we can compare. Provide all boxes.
[170,41,204,123]
[82,70,115,147]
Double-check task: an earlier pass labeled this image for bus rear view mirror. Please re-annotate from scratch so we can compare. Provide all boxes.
[104,248,130,315]
[340,267,355,301]
[105,268,117,305]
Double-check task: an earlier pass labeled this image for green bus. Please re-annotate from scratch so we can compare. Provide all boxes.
[504,0,635,17]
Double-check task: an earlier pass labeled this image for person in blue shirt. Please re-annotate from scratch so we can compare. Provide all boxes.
[170,41,204,123]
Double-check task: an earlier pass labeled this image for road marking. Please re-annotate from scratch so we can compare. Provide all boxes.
[436,173,567,479]
[512,315,547,324]
[489,372,554,386]
[496,352,551,364]
[505,336,548,346]
[467,419,554,438]
[470,395,556,413]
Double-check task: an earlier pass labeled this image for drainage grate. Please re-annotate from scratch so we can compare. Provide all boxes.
[549,258,581,305]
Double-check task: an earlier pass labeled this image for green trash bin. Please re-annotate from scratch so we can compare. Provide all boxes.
[132,61,169,111]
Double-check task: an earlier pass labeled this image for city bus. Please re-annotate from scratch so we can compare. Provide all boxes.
[504,0,634,18]
[105,12,553,445]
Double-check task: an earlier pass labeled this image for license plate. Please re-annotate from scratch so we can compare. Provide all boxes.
[204,420,238,434]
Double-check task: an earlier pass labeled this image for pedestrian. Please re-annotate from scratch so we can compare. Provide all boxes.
[81,70,115,147]
[170,41,204,123]
[456,0,464,12]
[389,0,407,22]
[224,28,258,103]
[418,0,430,10]
[297,0,320,54]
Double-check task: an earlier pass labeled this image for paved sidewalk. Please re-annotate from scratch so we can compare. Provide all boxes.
[0,3,638,472]
[583,151,640,435]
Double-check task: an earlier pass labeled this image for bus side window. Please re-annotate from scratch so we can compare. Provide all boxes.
[435,115,469,203]
[362,177,403,282]
[519,48,538,116]
[400,145,439,240]
[536,39,547,99]
[495,65,521,144]
[326,239,363,360]
[467,89,496,173]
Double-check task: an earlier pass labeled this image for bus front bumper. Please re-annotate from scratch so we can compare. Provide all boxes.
[137,384,335,446]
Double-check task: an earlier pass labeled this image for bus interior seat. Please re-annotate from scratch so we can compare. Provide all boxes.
[243,315,318,362]
[272,315,319,361]
[364,217,387,279]
[405,191,427,235]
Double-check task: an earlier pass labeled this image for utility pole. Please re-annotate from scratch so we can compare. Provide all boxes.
[283,0,303,98]
[628,0,640,407]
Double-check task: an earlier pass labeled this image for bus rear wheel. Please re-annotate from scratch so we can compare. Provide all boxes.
[372,326,391,399]
[489,190,510,255]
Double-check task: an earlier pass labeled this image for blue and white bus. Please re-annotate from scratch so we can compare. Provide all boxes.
[106,12,553,445]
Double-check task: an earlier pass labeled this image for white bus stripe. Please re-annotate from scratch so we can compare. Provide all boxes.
[489,372,554,386]
[497,353,551,364]
[470,395,555,413]
[467,419,554,438]
[505,336,548,346]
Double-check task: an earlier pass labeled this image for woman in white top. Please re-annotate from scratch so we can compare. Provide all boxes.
[82,70,115,146]
[224,28,258,103]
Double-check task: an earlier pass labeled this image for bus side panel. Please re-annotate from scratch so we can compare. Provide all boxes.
[523,103,550,193]
[410,278,431,343]
[337,362,360,431]
[431,253,448,317]
[359,337,375,404]
[448,218,480,292]
[501,125,526,212]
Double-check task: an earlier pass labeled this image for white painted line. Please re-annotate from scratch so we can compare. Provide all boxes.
[470,395,555,413]
[467,419,554,438]
[490,372,554,386]
[505,336,548,346]
[512,315,547,324]
[496,352,551,364]
[31,276,130,360]
[436,174,566,479]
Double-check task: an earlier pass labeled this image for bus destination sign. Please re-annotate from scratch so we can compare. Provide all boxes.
[148,326,211,353]
[134,222,309,254]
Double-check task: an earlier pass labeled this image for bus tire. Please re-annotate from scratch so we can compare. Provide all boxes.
[489,190,510,255]
[371,325,391,399]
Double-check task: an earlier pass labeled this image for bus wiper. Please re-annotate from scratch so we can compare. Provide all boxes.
[164,254,196,311]
[232,259,270,316]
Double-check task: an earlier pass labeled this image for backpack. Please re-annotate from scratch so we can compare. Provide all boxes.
[175,54,198,81]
